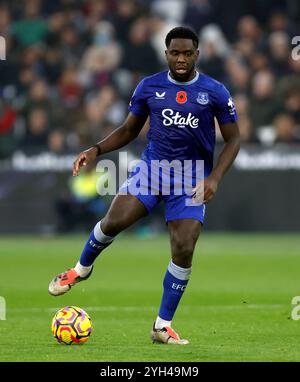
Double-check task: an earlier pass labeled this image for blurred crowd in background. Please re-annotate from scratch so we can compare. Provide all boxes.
[0,0,300,160]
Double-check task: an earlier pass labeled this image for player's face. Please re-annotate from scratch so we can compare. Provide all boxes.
[165,38,199,82]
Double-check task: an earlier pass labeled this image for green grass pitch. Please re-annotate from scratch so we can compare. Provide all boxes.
[0,233,299,362]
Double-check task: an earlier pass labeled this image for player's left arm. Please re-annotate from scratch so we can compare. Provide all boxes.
[193,121,240,204]
[193,84,240,204]
[203,121,240,203]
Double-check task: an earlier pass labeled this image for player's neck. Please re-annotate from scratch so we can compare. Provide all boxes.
[168,70,199,85]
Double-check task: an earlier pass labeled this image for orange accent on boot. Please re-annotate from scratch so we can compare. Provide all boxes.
[165,326,180,340]
[59,269,79,286]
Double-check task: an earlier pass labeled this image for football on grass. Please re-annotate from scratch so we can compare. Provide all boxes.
[51,306,92,345]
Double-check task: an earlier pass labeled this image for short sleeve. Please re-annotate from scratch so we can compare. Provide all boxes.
[214,84,238,125]
[128,79,149,116]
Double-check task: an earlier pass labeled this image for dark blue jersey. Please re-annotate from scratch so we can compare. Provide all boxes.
[129,70,238,176]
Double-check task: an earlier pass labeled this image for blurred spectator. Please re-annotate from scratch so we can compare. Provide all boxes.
[75,84,126,144]
[110,0,140,44]
[0,7,18,87]
[268,11,288,33]
[238,115,257,143]
[21,108,49,153]
[249,50,269,72]
[236,15,262,44]
[84,85,123,138]
[47,129,66,153]
[289,53,300,74]
[45,11,66,47]
[200,24,230,58]
[234,38,256,63]
[249,70,279,129]
[182,0,213,34]
[84,0,110,32]
[151,0,186,23]
[248,0,288,25]
[42,47,63,84]
[233,93,249,116]
[120,17,161,76]
[277,75,300,122]
[267,10,298,37]
[224,55,250,93]
[10,0,48,47]
[0,5,11,36]
[0,100,17,158]
[58,66,83,109]
[21,79,62,126]
[273,113,300,143]
[149,13,177,67]
[212,0,250,42]
[16,67,38,95]
[79,21,121,88]
[233,92,259,142]
[19,45,45,79]
[268,31,291,76]
[59,24,86,65]
[199,24,230,82]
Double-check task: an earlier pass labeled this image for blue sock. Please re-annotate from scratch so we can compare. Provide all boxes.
[79,221,114,266]
[158,261,191,321]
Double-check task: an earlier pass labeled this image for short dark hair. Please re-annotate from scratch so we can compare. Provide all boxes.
[165,26,199,49]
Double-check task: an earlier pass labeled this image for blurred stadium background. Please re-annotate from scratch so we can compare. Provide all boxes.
[0,0,299,234]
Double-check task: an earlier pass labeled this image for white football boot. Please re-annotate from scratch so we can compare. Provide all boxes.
[151,323,189,345]
[48,267,93,296]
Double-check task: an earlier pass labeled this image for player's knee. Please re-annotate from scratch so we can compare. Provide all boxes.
[101,212,133,236]
[172,234,196,255]
[171,238,195,267]
[101,216,122,236]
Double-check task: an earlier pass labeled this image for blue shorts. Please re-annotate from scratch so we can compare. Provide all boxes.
[119,159,205,223]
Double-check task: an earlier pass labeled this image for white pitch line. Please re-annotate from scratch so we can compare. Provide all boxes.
[6,304,288,314]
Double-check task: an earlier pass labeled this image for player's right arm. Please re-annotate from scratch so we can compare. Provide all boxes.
[72,112,148,176]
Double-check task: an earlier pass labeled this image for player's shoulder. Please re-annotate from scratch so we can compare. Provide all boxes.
[140,70,169,87]
[198,72,228,93]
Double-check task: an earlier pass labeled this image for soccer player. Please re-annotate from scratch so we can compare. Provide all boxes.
[49,27,240,345]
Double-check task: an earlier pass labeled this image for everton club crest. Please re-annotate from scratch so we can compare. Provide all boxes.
[196,92,209,105]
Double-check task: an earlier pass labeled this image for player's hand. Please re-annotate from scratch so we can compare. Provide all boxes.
[192,176,219,204]
[72,147,98,176]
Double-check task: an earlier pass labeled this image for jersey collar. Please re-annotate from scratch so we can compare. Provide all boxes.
[167,70,199,85]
